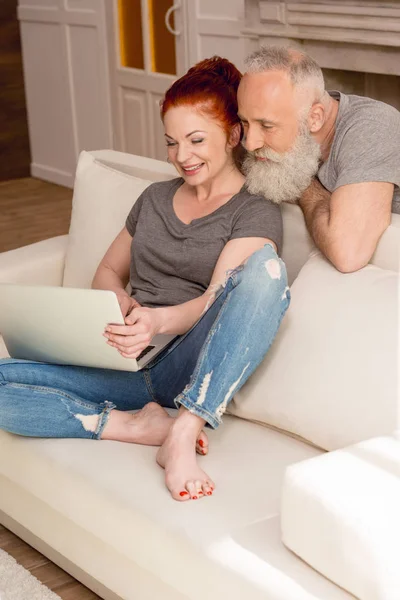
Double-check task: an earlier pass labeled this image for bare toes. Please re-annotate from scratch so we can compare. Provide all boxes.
[203,482,213,496]
[186,481,198,500]
[177,489,190,502]
[196,430,209,455]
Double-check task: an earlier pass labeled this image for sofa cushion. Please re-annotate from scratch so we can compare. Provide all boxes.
[229,252,399,451]
[0,417,354,600]
[281,434,400,600]
[63,151,153,289]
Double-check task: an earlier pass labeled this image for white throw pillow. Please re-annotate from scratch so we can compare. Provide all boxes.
[63,152,152,289]
[229,252,399,451]
[281,435,400,600]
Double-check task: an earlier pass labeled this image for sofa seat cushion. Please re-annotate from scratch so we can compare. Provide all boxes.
[0,416,351,600]
[281,434,400,600]
[229,251,399,451]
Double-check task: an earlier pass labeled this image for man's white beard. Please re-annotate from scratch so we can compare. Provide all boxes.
[242,127,322,204]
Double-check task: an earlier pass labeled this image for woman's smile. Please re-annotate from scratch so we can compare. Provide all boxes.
[181,162,205,176]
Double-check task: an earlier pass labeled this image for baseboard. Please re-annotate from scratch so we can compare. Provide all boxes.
[31,163,74,188]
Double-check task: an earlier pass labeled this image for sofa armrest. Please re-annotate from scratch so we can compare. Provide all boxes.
[281,435,400,600]
[0,236,68,286]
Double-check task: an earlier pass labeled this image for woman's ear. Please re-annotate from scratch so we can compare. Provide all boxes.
[228,123,242,148]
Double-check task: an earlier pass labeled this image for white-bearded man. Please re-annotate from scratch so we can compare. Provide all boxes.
[237,45,400,273]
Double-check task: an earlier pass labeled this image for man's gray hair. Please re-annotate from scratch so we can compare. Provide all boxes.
[245,46,327,104]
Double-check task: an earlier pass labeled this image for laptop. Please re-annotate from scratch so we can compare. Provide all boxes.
[0,284,177,372]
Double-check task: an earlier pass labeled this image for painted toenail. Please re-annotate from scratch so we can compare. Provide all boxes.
[179,491,188,497]
[192,496,198,500]
[199,439,205,447]
[207,491,212,496]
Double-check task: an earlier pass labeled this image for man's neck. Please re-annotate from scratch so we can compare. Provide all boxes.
[314,96,340,162]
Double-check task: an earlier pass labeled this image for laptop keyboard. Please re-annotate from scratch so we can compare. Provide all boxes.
[136,345,156,362]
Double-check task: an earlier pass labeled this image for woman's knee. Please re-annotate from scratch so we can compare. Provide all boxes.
[234,244,289,301]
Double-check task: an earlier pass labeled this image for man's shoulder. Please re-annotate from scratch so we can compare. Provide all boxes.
[331,90,400,132]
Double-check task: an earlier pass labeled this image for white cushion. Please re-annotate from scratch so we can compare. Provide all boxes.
[281,204,315,285]
[0,417,354,600]
[229,252,399,451]
[63,151,153,289]
[280,207,400,285]
[281,434,400,600]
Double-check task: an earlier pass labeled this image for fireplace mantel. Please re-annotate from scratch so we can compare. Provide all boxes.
[243,1,400,77]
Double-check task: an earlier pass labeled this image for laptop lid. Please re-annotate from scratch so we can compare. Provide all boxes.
[0,284,175,372]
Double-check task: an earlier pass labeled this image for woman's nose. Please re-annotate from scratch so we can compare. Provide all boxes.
[177,143,192,164]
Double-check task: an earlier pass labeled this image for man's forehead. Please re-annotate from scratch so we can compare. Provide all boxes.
[238,71,296,116]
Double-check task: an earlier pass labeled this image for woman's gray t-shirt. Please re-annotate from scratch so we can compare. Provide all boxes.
[125,178,282,308]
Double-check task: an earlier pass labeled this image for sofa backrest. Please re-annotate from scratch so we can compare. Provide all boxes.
[63,150,400,289]
[63,150,399,452]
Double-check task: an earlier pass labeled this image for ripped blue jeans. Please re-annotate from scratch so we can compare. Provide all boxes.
[0,245,289,439]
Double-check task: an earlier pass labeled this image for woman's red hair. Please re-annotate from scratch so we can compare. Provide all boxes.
[161,56,242,139]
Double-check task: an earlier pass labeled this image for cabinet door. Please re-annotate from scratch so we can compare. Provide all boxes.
[106,0,189,161]
[18,0,112,187]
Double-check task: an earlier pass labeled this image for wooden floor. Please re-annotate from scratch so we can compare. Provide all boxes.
[0,177,73,253]
[0,177,100,598]
[0,525,101,599]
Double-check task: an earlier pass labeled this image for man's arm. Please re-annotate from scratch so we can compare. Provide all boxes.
[299,179,393,273]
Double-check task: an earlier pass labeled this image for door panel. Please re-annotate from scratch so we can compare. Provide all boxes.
[151,92,168,162]
[120,89,149,156]
[106,0,188,160]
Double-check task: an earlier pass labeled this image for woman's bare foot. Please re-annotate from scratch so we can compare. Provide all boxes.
[156,410,215,501]
[101,402,208,453]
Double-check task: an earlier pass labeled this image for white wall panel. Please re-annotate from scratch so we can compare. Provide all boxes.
[20,21,76,183]
[19,0,60,8]
[151,94,167,162]
[199,35,246,70]
[66,0,98,10]
[186,0,245,68]
[198,0,244,19]
[68,24,111,153]
[121,90,149,158]
[18,0,112,187]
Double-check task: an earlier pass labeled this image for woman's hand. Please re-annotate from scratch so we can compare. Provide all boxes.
[104,306,162,359]
[116,291,141,318]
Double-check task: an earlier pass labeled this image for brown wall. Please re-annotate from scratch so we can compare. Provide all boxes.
[0,1,31,181]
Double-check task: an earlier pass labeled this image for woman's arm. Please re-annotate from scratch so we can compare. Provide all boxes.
[105,237,276,358]
[156,236,277,334]
[92,227,138,317]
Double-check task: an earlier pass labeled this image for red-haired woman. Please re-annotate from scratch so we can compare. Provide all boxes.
[0,58,289,501]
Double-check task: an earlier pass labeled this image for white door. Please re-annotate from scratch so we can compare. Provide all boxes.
[105,0,190,161]
[185,0,246,70]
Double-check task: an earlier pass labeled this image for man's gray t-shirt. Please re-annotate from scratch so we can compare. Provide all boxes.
[318,91,400,214]
[125,178,282,307]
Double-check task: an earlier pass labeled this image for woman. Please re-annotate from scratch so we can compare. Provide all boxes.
[0,57,289,501]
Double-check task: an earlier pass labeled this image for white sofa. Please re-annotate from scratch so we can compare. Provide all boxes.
[0,150,399,600]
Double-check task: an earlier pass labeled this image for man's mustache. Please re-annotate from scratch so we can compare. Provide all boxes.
[245,146,284,164]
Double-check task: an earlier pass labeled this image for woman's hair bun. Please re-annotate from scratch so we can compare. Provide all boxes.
[186,56,242,90]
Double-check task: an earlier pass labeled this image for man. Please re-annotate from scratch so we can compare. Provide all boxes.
[237,46,400,273]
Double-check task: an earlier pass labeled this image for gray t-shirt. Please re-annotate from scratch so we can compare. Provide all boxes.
[125,178,282,307]
[318,91,400,214]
